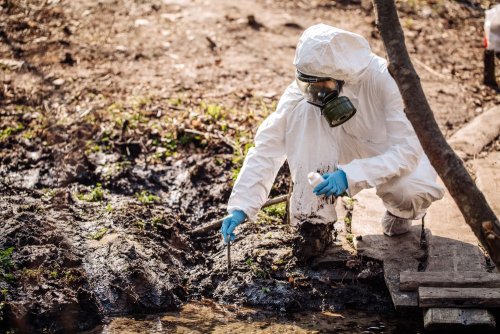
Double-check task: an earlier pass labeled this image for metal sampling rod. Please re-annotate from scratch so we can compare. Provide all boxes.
[227,239,231,274]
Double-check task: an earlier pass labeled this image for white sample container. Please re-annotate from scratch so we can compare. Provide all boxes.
[307,172,324,188]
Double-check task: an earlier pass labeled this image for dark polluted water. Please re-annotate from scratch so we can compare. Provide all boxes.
[82,301,424,334]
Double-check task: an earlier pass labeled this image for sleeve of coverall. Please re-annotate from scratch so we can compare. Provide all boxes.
[338,71,423,196]
[226,95,288,222]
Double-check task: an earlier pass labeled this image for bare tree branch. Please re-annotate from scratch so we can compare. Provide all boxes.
[372,0,500,271]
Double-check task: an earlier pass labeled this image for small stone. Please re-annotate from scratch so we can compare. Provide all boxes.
[115,45,127,52]
[134,19,150,27]
[52,78,65,86]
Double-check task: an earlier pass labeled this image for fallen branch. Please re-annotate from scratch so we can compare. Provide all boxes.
[412,57,450,80]
[190,194,288,237]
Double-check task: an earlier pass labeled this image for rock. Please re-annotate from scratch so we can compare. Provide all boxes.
[0,58,24,70]
[134,19,150,27]
[52,78,65,86]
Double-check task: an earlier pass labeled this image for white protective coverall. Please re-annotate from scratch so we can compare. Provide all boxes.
[227,24,444,226]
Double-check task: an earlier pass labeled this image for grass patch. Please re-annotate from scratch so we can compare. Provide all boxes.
[245,257,267,278]
[136,190,160,205]
[23,268,43,280]
[77,183,105,202]
[0,123,24,141]
[200,101,225,122]
[257,201,287,225]
[151,215,165,227]
[134,220,146,230]
[0,247,14,282]
[262,202,286,219]
[89,227,108,241]
[230,136,254,183]
[105,203,113,212]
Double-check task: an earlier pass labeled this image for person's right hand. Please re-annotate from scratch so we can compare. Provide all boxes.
[220,210,246,243]
[313,170,348,197]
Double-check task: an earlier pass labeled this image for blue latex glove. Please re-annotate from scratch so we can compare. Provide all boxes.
[313,170,348,197]
[220,210,246,243]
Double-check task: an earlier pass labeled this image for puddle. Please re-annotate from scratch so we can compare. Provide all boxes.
[84,300,424,334]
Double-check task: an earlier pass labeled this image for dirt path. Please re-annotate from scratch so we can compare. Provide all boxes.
[1,0,499,332]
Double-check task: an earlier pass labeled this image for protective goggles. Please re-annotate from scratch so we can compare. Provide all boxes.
[295,71,341,107]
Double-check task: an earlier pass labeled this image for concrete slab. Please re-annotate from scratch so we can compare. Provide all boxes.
[352,188,422,310]
[425,178,479,245]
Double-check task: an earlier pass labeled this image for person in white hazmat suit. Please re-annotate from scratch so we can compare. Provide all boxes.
[221,24,445,263]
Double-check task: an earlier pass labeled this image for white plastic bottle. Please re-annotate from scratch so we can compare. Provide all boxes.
[307,172,324,188]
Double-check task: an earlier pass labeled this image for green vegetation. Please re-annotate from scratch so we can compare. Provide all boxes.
[90,227,108,241]
[0,123,24,141]
[136,190,160,205]
[0,247,14,282]
[63,270,78,283]
[245,257,267,278]
[257,201,287,225]
[230,135,254,182]
[200,101,226,122]
[134,220,146,230]
[162,132,178,157]
[343,197,356,210]
[42,188,58,201]
[151,215,165,227]
[345,233,354,247]
[343,216,352,231]
[23,268,43,280]
[77,183,105,202]
[263,202,286,219]
[105,203,113,212]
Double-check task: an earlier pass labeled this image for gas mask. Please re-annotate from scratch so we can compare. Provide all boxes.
[296,70,356,127]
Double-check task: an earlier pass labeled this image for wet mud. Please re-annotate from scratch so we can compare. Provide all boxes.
[0,140,392,333]
[1,0,498,332]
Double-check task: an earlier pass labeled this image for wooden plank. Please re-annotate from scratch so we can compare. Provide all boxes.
[419,287,500,308]
[423,308,496,330]
[400,271,500,291]
[384,264,418,310]
[423,178,495,329]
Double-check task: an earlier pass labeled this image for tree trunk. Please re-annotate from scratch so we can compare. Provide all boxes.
[371,0,500,271]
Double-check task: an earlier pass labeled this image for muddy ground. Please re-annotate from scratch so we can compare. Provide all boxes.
[0,0,499,333]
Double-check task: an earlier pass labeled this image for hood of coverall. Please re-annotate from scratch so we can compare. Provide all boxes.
[293,24,374,85]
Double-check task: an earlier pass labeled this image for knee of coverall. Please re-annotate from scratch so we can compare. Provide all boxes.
[375,159,445,220]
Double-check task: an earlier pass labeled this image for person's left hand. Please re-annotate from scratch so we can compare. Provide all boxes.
[313,170,348,197]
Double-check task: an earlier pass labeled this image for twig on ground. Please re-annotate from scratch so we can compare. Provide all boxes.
[412,57,450,80]
[184,128,240,154]
[190,194,288,237]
